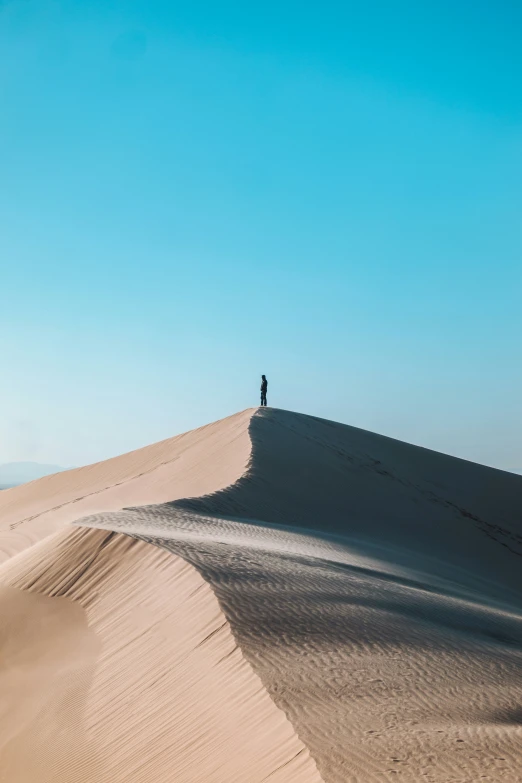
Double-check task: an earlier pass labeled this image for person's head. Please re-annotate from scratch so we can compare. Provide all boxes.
[262,374,266,380]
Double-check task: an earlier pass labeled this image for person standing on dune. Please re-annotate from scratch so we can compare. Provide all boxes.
[260,375,268,407]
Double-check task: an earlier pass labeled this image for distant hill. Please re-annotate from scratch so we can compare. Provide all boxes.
[0,461,67,489]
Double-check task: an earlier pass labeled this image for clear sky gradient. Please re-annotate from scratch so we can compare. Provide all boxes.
[1,1,521,472]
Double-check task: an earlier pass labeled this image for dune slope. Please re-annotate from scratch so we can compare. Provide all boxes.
[0,408,253,562]
[0,526,321,783]
[172,407,522,599]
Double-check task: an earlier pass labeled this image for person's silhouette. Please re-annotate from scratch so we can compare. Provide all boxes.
[260,375,268,407]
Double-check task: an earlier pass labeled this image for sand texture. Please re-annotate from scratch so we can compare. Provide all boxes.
[0,526,320,782]
[0,407,521,781]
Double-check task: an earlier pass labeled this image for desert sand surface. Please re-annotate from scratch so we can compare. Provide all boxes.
[0,407,521,782]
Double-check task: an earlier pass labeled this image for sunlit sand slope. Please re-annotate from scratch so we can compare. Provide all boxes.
[0,408,253,562]
[0,526,322,783]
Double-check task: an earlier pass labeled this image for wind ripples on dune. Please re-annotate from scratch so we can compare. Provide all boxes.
[85,504,522,783]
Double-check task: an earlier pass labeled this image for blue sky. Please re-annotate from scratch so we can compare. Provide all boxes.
[1,0,521,471]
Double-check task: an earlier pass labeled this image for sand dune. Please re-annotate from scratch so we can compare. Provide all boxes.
[1,407,521,781]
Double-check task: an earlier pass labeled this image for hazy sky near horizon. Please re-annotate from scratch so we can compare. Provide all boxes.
[1,1,521,472]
